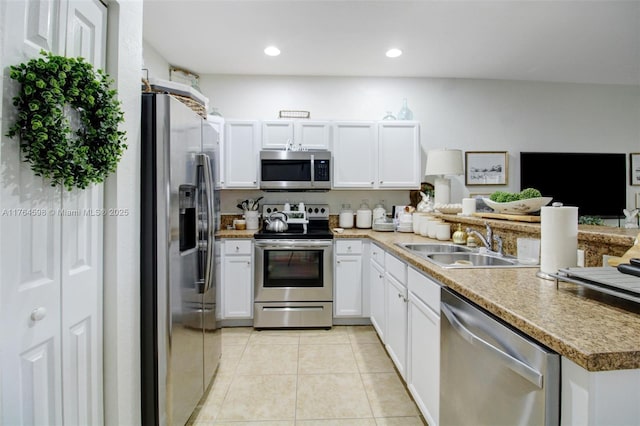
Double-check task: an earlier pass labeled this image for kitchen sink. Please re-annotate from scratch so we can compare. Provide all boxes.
[396,242,535,268]
[397,243,474,253]
[425,252,520,268]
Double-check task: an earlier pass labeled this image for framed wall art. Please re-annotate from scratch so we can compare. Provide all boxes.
[465,151,508,186]
[630,153,640,186]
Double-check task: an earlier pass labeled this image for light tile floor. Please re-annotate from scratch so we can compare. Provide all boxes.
[191,326,426,425]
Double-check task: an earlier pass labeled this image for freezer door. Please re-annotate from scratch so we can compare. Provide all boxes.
[163,96,206,426]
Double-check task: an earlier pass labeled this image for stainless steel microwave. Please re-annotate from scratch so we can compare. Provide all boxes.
[260,150,331,191]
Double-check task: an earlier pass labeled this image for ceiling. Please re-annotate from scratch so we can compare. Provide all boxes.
[143,0,640,85]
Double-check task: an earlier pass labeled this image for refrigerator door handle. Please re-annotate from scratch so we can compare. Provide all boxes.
[198,153,215,294]
[441,302,543,388]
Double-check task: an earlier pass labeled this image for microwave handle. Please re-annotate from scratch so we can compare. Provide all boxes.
[310,154,315,185]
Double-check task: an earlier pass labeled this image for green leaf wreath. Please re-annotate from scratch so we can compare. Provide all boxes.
[6,50,127,190]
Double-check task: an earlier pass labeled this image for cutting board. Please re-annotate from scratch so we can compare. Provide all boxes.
[472,212,541,223]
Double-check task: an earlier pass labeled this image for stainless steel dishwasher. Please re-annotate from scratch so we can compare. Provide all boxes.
[440,288,560,426]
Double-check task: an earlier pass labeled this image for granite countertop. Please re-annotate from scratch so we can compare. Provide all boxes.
[335,228,640,372]
[217,229,258,238]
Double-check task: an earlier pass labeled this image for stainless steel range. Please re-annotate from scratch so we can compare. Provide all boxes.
[253,204,333,328]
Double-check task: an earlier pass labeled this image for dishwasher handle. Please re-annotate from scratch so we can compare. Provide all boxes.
[441,302,544,389]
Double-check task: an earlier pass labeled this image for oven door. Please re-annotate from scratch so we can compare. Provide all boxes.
[254,239,333,302]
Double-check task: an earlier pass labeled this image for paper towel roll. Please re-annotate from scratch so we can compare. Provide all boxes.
[539,206,578,277]
[462,198,476,216]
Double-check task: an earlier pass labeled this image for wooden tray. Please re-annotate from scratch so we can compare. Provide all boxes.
[472,212,541,223]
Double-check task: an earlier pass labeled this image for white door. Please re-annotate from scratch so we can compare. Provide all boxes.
[385,276,407,378]
[0,0,106,424]
[295,121,330,150]
[262,120,293,149]
[222,256,253,318]
[60,2,106,424]
[378,122,420,188]
[369,260,386,340]
[224,121,260,188]
[332,122,377,188]
[334,255,363,317]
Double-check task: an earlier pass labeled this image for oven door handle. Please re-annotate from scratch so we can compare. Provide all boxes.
[254,240,333,249]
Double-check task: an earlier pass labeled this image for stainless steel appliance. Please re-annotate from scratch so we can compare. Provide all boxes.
[440,288,559,426]
[259,150,331,191]
[141,93,221,426]
[254,204,333,328]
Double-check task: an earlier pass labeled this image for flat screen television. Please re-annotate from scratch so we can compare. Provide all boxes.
[520,152,626,218]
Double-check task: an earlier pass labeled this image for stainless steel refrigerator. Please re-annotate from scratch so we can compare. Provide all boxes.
[141,93,221,426]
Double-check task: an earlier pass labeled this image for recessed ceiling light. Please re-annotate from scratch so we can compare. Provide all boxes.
[264,46,281,57]
[386,48,402,58]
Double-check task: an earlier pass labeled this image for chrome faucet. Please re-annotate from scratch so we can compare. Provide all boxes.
[466,222,504,256]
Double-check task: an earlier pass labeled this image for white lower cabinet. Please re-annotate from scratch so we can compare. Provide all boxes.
[334,240,364,317]
[385,273,408,378]
[561,357,640,426]
[369,244,386,339]
[221,239,253,319]
[407,267,441,426]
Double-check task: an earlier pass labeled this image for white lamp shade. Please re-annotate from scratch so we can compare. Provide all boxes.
[425,149,463,176]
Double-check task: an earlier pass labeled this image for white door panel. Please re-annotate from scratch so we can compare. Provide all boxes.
[61,187,103,425]
[65,0,106,66]
[5,0,65,56]
[1,0,106,423]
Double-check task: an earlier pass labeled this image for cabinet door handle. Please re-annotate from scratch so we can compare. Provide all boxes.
[370,181,374,184]
[380,181,383,184]
[30,307,47,322]
[379,274,383,279]
[337,260,341,264]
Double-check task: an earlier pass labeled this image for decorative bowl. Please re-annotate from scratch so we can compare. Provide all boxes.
[482,197,552,214]
[434,203,463,214]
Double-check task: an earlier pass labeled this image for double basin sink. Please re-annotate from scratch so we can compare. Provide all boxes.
[396,243,536,269]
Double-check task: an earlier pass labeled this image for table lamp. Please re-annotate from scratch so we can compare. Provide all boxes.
[425,149,463,205]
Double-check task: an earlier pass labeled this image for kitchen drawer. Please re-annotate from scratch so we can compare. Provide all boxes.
[224,239,253,255]
[408,267,441,313]
[335,239,363,255]
[385,252,407,285]
[370,243,385,265]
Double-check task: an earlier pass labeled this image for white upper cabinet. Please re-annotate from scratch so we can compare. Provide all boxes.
[205,116,224,189]
[332,121,420,189]
[332,121,377,188]
[223,120,260,188]
[262,120,294,149]
[262,120,330,150]
[295,121,331,150]
[378,121,420,188]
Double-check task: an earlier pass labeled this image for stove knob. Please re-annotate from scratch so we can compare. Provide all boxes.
[307,208,312,213]
[320,208,326,213]
[314,208,319,213]
[266,208,272,214]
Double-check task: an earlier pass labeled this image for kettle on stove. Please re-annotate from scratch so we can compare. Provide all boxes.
[264,211,288,232]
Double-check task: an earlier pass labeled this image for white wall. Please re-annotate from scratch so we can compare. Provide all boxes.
[198,74,639,214]
[141,49,640,216]
[104,1,143,424]
[142,39,170,80]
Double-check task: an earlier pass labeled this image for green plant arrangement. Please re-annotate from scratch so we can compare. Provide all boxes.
[578,216,604,226]
[489,188,542,202]
[6,50,126,190]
